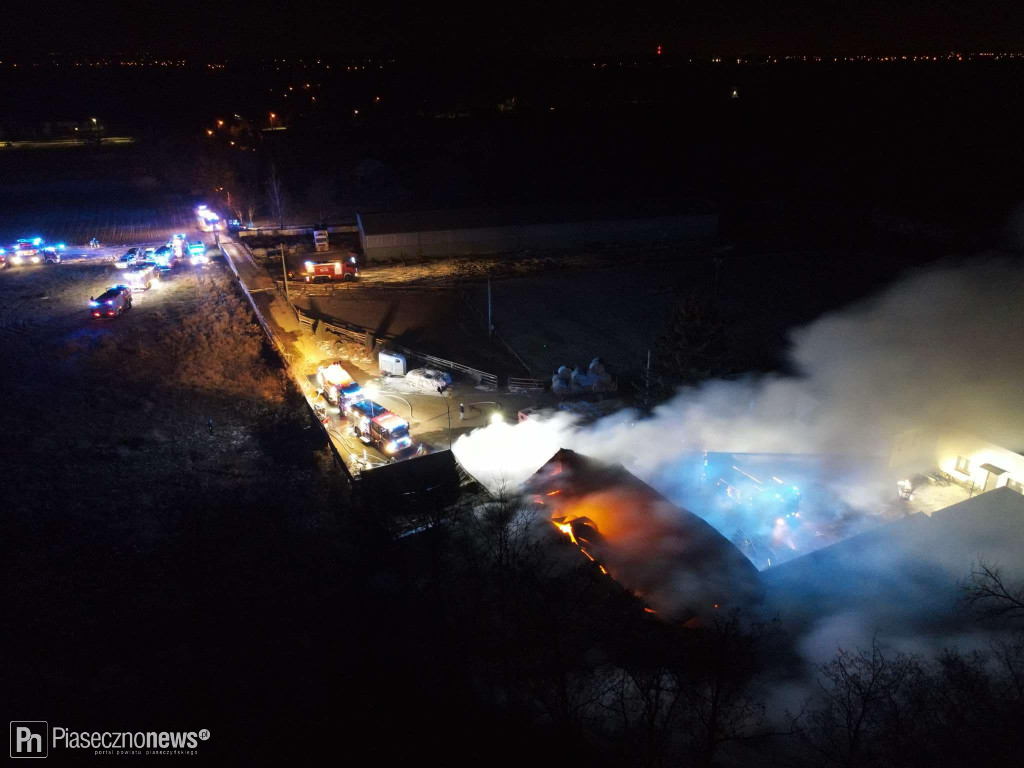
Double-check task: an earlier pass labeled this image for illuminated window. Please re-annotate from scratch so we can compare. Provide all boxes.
[1007,478,1023,495]
[955,456,971,474]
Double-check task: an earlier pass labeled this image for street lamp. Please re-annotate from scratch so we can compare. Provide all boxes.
[437,387,451,449]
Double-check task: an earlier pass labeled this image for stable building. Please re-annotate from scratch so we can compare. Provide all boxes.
[524,449,763,622]
[356,201,717,261]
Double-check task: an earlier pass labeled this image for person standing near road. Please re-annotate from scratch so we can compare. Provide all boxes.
[459,403,465,421]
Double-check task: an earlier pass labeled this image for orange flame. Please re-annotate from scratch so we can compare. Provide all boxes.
[553,521,578,545]
[546,489,561,496]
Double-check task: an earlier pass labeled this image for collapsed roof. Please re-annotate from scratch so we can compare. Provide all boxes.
[526,449,763,622]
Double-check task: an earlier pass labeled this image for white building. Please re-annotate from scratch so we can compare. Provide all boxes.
[890,426,1024,495]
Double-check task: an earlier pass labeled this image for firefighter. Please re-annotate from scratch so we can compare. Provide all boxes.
[459,403,465,421]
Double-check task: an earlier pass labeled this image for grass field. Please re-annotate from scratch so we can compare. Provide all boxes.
[1,261,357,757]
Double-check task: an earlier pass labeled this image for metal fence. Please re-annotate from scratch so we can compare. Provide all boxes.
[222,244,354,483]
[295,309,499,388]
[508,377,547,392]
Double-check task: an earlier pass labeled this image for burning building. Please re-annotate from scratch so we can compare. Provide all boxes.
[525,449,763,623]
[760,486,1024,636]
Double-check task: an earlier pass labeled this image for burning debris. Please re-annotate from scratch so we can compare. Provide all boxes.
[526,449,763,622]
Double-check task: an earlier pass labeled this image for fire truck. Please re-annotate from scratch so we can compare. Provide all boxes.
[301,255,358,283]
[345,399,413,455]
[316,362,362,405]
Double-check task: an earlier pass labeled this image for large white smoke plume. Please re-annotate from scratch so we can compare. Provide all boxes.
[455,258,1024,550]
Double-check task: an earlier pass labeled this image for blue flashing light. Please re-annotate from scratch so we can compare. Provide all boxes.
[31,237,43,245]
[57,243,66,250]
[89,300,100,307]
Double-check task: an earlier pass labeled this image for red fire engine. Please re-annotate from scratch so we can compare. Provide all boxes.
[302,255,359,283]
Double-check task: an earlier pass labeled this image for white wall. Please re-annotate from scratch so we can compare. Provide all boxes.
[935,428,1024,492]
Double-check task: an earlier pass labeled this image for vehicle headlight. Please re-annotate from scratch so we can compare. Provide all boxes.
[385,441,397,453]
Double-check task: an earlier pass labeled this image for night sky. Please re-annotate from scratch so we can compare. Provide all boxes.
[6,1,1024,58]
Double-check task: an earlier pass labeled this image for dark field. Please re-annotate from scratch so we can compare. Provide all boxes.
[0,144,194,245]
[0,262,350,758]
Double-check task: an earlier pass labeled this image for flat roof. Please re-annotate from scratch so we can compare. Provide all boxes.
[358,200,716,237]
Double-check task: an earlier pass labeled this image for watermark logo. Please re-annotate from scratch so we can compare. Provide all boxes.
[10,722,47,758]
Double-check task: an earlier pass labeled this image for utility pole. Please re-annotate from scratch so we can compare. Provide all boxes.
[280,242,291,305]
[487,278,493,336]
[437,387,452,449]
[639,348,651,411]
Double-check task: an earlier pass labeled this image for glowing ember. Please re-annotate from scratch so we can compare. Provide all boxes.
[553,521,578,545]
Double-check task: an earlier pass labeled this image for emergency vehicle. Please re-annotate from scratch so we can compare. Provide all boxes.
[196,205,224,232]
[345,400,413,454]
[89,285,133,317]
[8,238,43,265]
[189,241,208,265]
[124,265,156,291]
[316,362,363,405]
[301,256,358,283]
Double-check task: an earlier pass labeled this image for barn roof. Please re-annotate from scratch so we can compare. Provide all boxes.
[761,487,1024,626]
[526,449,763,620]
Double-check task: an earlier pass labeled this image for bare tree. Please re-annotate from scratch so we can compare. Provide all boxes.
[266,163,287,228]
[604,664,687,768]
[798,640,917,768]
[960,558,1024,624]
[230,180,259,228]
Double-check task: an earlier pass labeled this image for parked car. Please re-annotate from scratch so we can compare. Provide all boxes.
[406,367,453,392]
[115,248,140,269]
[89,285,133,317]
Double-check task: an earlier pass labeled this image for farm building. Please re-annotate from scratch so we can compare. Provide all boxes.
[760,486,1024,629]
[524,448,763,622]
[356,201,717,261]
